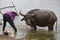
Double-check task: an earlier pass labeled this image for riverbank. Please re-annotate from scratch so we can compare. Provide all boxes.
[0,35,20,40]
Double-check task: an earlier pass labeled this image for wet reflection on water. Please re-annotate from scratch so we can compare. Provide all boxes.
[24,30,55,40]
[15,25,55,40]
[0,25,59,40]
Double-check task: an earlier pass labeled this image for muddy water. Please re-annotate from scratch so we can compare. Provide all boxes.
[14,25,59,40]
[0,24,60,40]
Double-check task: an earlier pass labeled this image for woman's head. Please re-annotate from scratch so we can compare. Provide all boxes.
[12,12,19,16]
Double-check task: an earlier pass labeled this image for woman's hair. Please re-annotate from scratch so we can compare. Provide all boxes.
[12,12,18,16]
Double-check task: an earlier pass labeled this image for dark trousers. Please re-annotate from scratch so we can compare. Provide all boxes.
[3,14,17,33]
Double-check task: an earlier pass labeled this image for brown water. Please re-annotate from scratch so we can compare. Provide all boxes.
[14,25,59,40]
[0,25,60,40]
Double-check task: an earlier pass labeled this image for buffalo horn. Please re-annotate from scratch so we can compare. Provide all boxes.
[19,10,25,16]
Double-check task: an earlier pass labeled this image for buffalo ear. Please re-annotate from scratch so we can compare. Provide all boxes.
[31,14,35,16]
[21,18,25,21]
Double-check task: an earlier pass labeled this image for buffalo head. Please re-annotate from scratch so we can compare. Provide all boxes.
[19,11,35,25]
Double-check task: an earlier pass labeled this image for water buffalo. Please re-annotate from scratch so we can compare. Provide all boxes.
[20,9,57,31]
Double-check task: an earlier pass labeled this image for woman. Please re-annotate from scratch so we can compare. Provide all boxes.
[3,11,18,35]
